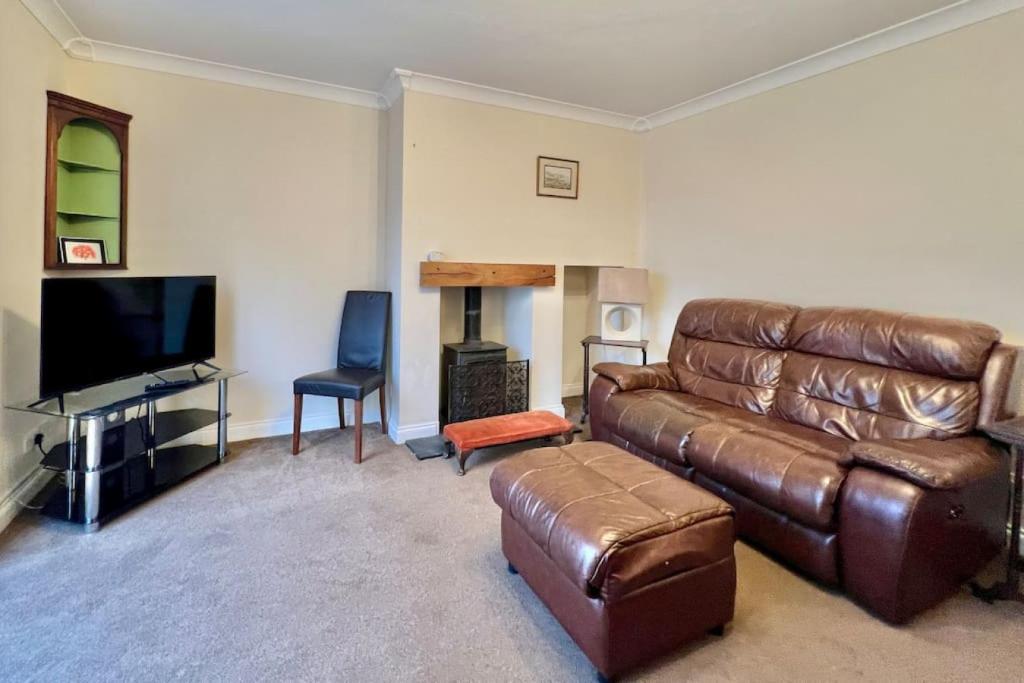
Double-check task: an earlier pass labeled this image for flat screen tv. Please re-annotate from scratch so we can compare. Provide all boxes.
[40,276,216,398]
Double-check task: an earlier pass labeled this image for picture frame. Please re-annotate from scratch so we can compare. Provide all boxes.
[59,237,107,265]
[536,156,579,199]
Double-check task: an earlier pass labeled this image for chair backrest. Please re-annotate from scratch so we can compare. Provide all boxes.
[337,291,391,371]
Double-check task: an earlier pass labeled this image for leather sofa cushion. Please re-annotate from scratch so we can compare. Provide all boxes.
[772,351,980,440]
[490,442,734,602]
[592,361,679,392]
[787,307,1000,380]
[670,337,785,414]
[676,299,800,349]
[978,344,1019,427]
[686,419,849,531]
[667,299,799,415]
[605,390,849,470]
[604,391,736,466]
[847,436,1003,490]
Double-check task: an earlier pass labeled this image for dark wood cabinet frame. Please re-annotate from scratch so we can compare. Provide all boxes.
[44,91,132,270]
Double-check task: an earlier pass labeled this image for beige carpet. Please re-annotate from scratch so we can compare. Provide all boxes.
[1,415,1022,681]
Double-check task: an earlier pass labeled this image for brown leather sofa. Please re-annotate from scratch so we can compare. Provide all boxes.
[590,299,1017,623]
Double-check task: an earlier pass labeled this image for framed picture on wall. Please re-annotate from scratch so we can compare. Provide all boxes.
[59,237,107,265]
[536,156,579,199]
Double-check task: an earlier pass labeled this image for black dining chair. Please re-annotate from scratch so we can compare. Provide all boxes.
[292,291,391,462]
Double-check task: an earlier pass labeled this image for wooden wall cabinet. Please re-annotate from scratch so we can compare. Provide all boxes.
[44,91,131,270]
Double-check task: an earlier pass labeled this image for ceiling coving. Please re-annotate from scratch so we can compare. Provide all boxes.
[21,0,1024,130]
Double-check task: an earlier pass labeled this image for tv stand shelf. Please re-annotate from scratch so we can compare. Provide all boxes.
[36,444,221,526]
[41,408,225,471]
[6,365,244,532]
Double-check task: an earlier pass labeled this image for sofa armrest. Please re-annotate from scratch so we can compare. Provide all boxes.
[592,362,679,393]
[847,437,1003,490]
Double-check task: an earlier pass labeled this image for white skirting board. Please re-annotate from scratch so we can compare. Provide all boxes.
[389,421,440,444]
[186,412,356,445]
[534,403,567,418]
[0,467,55,534]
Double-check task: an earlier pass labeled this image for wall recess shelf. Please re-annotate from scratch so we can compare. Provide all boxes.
[44,91,131,270]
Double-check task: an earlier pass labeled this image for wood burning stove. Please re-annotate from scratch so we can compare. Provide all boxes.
[441,286,527,424]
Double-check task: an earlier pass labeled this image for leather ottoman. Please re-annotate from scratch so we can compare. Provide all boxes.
[490,441,736,681]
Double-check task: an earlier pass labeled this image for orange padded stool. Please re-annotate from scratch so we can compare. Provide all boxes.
[442,410,574,475]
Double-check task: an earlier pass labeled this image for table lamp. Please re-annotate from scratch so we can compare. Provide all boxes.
[597,267,648,341]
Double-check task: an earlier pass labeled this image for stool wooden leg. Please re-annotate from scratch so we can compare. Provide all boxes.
[337,398,346,429]
[457,448,474,476]
[354,399,363,464]
[562,429,575,446]
[292,394,303,455]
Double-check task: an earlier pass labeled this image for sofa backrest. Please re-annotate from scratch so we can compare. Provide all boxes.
[669,299,1009,441]
[667,299,799,415]
[773,307,1001,440]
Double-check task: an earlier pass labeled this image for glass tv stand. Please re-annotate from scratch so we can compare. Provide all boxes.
[5,365,244,532]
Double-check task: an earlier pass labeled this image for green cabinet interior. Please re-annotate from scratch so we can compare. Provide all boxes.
[56,121,121,262]
[45,92,131,269]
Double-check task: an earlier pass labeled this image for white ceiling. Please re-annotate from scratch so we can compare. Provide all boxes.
[54,0,959,117]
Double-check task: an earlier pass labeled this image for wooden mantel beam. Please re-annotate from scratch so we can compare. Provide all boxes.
[419,262,556,287]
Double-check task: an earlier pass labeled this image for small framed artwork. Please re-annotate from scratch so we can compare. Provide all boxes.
[59,237,107,265]
[537,156,579,199]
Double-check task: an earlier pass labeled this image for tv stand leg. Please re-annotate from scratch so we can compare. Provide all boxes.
[146,401,157,468]
[65,417,79,521]
[217,379,229,462]
[82,417,103,529]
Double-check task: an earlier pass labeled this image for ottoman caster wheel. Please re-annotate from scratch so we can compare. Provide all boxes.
[507,562,519,575]
[709,624,726,637]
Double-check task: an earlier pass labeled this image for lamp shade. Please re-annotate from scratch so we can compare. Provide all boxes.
[597,267,649,304]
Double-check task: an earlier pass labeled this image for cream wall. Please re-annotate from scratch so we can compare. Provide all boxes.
[0,0,68,529]
[1,1,383,530]
[642,10,1024,410]
[561,266,591,396]
[62,59,383,432]
[383,95,405,431]
[392,91,644,438]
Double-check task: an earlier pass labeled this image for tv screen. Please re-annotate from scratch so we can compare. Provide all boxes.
[40,276,216,398]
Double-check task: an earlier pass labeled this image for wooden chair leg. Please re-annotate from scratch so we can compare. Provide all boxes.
[354,399,363,464]
[292,394,303,455]
[378,384,387,435]
[337,398,346,429]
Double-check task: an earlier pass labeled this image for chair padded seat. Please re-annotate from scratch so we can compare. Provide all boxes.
[490,441,734,601]
[444,410,572,451]
[293,367,384,400]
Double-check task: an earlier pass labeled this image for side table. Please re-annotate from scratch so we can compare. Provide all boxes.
[971,416,1024,603]
[579,335,647,424]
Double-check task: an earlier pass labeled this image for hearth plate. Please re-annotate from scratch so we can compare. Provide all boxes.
[406,435,448,460]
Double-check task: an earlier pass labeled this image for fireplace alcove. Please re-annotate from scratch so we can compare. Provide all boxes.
[440,286,532,424]
[408,262,555,459]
